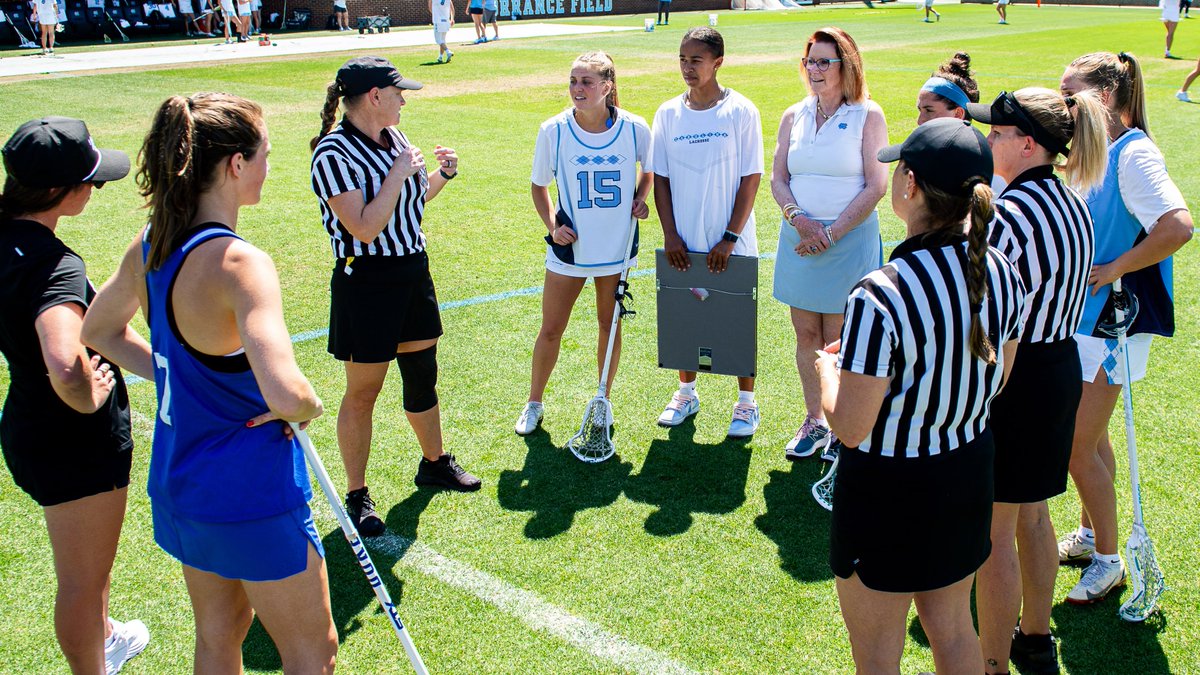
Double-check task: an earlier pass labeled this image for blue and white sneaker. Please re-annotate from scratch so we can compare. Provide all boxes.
[727,402,760,438]
[784,415,831,460]
[657,392,699,427]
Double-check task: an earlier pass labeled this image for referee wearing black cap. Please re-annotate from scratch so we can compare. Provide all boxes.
[817,118,1025,672]
[0,118,151,672]
[310,56,481,538]
[965,88,1108,675]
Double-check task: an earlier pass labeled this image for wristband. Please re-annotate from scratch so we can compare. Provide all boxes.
[722,229,740,243]
[439,168,457,180]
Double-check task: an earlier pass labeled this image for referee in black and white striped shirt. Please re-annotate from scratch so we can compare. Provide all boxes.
[310,56,481,540]
[816,119,1025,672]
[965,88,1107,674]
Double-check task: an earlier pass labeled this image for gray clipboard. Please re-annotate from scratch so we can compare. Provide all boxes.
[656,249,758,377]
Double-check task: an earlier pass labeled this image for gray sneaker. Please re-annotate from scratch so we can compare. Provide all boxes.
[514,401,544,435]
[1057,530,1096,566]
[1066,557,1126,604]
[105,618,149,674]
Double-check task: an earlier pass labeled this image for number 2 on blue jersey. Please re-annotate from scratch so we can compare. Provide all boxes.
[575,170,622,209]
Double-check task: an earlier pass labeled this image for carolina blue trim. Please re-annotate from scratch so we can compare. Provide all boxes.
[566,115,626,151]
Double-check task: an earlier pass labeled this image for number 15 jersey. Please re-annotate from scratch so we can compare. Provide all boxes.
[531,107,651,278]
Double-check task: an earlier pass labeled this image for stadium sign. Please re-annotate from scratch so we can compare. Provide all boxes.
[498,0,615,17]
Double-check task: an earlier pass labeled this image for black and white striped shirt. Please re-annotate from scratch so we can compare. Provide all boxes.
[311,119,427,258]
[838,233,1026,458]
[989,165,1095,344]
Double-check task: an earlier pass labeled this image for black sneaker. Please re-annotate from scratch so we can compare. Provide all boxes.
[1010,627,1060,675]
[415,454,482,492]
[344,487,386,537]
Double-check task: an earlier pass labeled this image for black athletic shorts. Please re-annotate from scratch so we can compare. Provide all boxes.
[990,337,1081,504]
[468,6,483,14]
[328,253,443,363]
[830,431,994,593]
[3,431,133,507]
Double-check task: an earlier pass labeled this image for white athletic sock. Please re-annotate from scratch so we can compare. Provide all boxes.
[1080,527,1096,540]
[1094,552,1122,565]
[679,381,696,397]
[737,390,755,405]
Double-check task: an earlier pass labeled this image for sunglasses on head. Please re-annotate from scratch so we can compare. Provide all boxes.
[992,91,1071,157]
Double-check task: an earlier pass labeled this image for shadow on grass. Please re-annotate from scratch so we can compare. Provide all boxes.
[497,427,634,539]
[242,525,411,670]
[900,581,1172,674]
[1052,595,1169,674]
[754,458,835,582]
[623,418,752,536]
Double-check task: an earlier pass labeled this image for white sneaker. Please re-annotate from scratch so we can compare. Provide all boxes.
[727,402,760,438]
[514,401,543,436]
[1057,529,1096,565]
[105,618,149,674]
[1066,557,1126,605]
[657,392,699,427]
[1177,90,1192,102]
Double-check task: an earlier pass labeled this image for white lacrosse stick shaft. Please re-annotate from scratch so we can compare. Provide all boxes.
[291,425,430,675]
[594,217,639,399]
[1112,279,1146,532]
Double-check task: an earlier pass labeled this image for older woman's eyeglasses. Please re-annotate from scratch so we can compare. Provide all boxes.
[803,57,842,72]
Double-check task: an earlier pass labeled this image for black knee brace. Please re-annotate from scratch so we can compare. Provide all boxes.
[396,345,439,413]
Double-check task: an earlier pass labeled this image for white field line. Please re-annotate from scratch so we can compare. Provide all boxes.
[358,529,699,675]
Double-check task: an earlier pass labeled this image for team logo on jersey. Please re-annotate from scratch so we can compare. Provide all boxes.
[571,154,626,166]
[672,131,729,144]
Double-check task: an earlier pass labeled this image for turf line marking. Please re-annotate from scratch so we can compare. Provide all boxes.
[104,241,906,390]
[367,532,700,675]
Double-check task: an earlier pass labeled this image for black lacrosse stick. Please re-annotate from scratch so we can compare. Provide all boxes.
[1096,282,1139,338]
[615,280,635,319]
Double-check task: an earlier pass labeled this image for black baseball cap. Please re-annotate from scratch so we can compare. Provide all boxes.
[2,117,130,189]
[877,118,992,194]
[337,56,423,97]
[965,90,1070,157]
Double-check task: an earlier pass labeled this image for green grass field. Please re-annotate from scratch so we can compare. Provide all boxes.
[2,3,1198,673]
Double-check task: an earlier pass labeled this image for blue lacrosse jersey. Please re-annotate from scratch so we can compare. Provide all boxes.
[531,108,651,274]
[1078,129,1176,338]
[144,224,311,523]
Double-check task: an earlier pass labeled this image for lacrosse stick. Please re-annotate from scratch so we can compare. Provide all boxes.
[1105,280,1165,622]
[290,425,430,674]
[811,450,838,511]
[2,10,40,47]
[190,8,214,34]
[566,217,638,463]
[104,9,129,41]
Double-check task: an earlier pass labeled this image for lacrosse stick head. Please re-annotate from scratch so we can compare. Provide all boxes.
[566,396,614,463]
[811,452,839,512]
[103,33,112,42]
[1119,523,1166,622]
